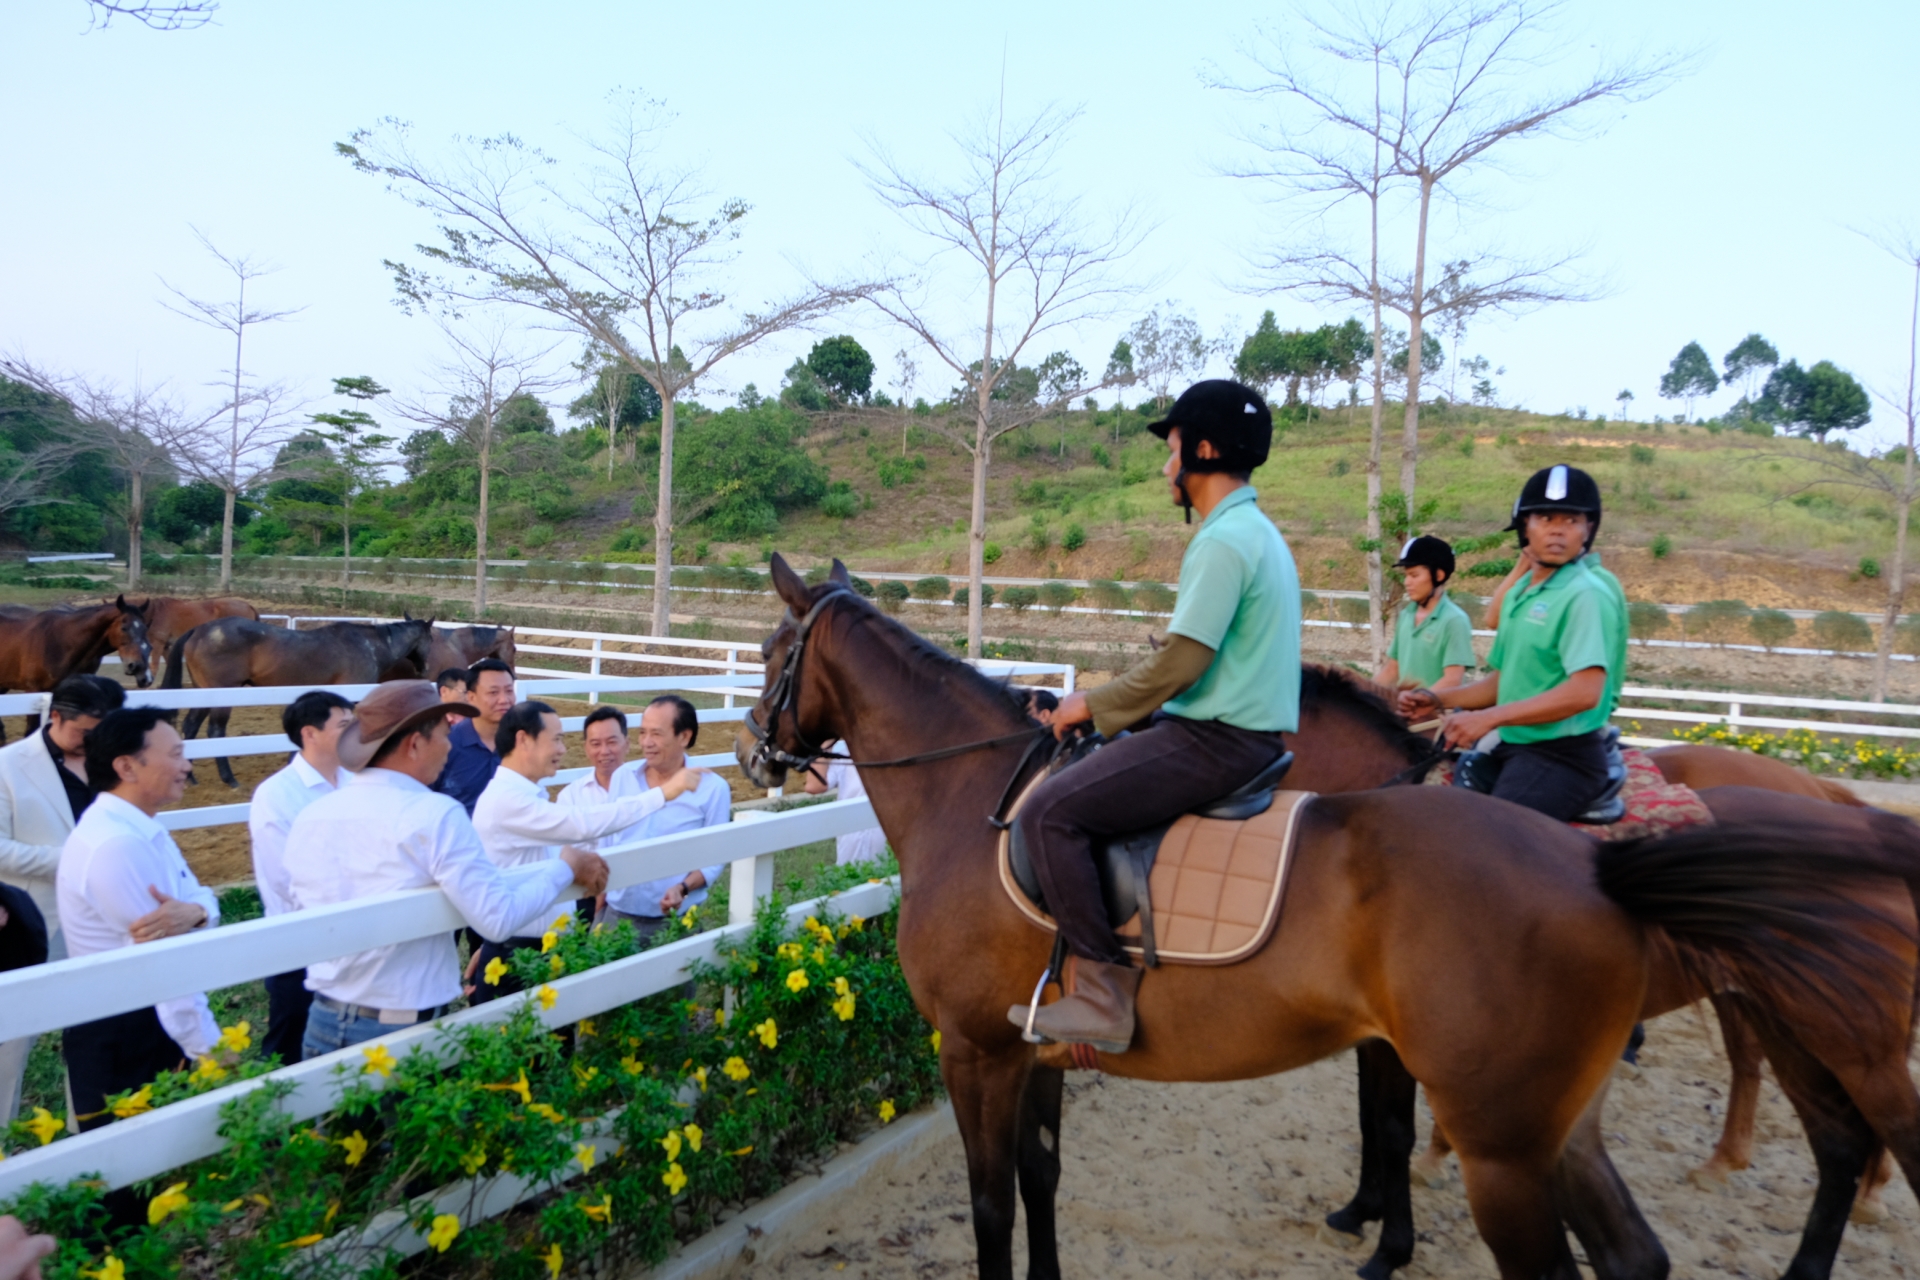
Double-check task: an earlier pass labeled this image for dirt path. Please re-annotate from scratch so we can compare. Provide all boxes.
[751,1012,1917,1279]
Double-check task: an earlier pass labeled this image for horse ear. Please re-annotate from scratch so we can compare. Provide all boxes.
[828,559,852,588]
[769,553,811,613]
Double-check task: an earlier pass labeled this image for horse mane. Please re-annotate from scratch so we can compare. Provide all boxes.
[815,584,1035,722]
[1299,663,1431,764]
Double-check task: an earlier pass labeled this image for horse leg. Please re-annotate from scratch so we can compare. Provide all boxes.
[1014,1064,1064,1280]
[1326,1041,1388,1237]
[945,1041,1032,1280]
[1689,992,1762,1191]
[1454,1153,1582,1280]
[212,707,237,789]
[1412,1119,1454,1188]
[1851,1149,1895,1225]
[180,705,208,785]
[1358,1044,1418,1280]
[1550,1075,1669,1280]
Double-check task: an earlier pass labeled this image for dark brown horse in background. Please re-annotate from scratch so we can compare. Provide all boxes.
[735,558,1920,1280]
[1288,666,1919,1280]
[135,596,261,682]
[162,615,433,786]
[0,597,153,741]
[423,625,517,676]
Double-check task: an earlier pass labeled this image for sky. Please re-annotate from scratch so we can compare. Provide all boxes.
[3,0,1917,449]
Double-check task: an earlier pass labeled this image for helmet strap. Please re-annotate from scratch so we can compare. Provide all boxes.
[1173,470,1194,523]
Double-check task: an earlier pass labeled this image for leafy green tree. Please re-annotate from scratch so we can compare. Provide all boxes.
[1812,609,1873,652]
[1036,352,1088,409]
[1759,359,1871,440]
[153,481,243,547]
[1625,600,1669,644]
[1002,585,1038,614]
[806,336,875,405]
[1658,341,1720,420]
[672,401,828,539]
[1234,311,1292,396]
[307,376,394,586]
[910,576,950,601]
[780,359,830,412]
[568,354,662,479]
[875,579,910,612]
[1722,333,1779,404]
[1103,340,1135,412]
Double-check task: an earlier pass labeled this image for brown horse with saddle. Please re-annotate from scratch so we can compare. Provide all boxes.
[161,615,434,786]
[0,597,153,739]
[1288,666,1918,1280]
[737,557,1920,1280]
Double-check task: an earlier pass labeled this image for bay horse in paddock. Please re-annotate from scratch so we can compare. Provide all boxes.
[423,625,517,677]
[735,558,1920,1280]
[135,596,261,681]
[1288,666,1919,1280]
[161,616,433,787]
[0,598,154,741]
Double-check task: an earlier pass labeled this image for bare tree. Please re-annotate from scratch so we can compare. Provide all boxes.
[159,229,305,589]
[340,96,878,636]
[1862,229,1920,701]
[1126,304,1217,411]
[82,0,216,30]
[1,358,178,589]
[394,319,562,614]
[861,101,1145,656]
[891,347,920,456]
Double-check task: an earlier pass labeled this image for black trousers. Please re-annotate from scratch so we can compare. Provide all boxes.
[468,936,542,1005]
[1487,730,1612,822]
[262,969,312,1066]
[1019,715,1287,966]
[64,1006,186,1134]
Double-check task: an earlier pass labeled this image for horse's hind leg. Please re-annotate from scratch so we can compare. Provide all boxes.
[1454,1153,1582,1280]
[1689,993,1762,1191]
[1327,1041,1389,1238]
[211,707,237,788]
[180,704,208,785]
[1327,1041,1418,1279]
[1551,1076,1669,1280]
[945,1039,1033,1280]
[1015,1064,1064,1280]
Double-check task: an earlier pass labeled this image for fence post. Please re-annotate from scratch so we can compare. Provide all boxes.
[589,639,603,706]
[724,648,738,710]
[726,813,777,928]
[1728,700,1743,730]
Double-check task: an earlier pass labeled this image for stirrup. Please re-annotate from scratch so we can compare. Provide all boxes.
[1020,935,1071,1045]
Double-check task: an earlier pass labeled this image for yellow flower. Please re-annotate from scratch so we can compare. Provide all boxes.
[536,984,558,1010]
[577,1019,597,1038]
[222,1198,245,1212]
[811,946,827,965]
[484,956,509,987]
[460,1146,488,1175]
[427,1212,460,1253]
[878,1099,897,1124]
[325,1200,340,1225]
[81,1256,125,1280]
[833,994,856,1022]
[775,941,803,963]
[543,1243,564,1278]
[660,1129,682,1161]
[930,1030,942,1054]
[755,1018,778,1049]
[833,976,851,996]
[580,1193,612,1222]
[730,1145,754,1157]
[722,1056,750,1082]
[217,1021,252,1054]
[191,1056,228,1084]
[111,1086,154,1118]
[693,1066,708,1093]
[785,969,809,993]
[361,1044,398,1077]
[683,1123,702,1153]
[619,1055,644,1076]
[282,1234,325,1249]
[25,1107,62,1145]
[147,1181,191,1225]
[680,906,697,928]
[572,1063,599,1086]
[528,1103,566,1124]
[662,1162,688,1195]
[548,954,566,976]
[484,1069,534,1104]
[338,1130,369,1167]
[551,913,573,933]
[574,1142,596,1173]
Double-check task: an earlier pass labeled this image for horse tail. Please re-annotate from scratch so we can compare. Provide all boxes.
[1596,811,1919,1039]
[1815,776,1869,806]
[161,627,194,689]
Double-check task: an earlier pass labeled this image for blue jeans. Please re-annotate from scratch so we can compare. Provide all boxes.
[302,999,400,1061]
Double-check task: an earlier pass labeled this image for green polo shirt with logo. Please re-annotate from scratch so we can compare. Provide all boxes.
[1584,553,1630,714]
[1486,559,1614,744]
[1388,594,1476,688]
[1162,486,1302,732]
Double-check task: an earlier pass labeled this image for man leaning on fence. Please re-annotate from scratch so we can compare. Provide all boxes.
[284,682,610,1058]
[0,675,124,1125]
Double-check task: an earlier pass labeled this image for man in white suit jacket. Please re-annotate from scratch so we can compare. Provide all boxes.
[0,675,124,1124]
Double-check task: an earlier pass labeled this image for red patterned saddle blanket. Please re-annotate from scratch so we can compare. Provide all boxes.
[1425,745,1712,841]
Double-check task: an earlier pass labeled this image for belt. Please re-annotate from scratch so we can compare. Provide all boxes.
[313,993,453,1026]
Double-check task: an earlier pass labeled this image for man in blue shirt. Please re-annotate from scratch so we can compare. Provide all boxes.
[1011,381,1300,1054]
[434,657,514,814]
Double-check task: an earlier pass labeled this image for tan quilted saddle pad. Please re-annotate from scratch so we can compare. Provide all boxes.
[998,787,1317,967]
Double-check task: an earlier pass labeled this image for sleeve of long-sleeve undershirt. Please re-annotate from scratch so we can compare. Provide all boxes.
[1080,634,1217,738]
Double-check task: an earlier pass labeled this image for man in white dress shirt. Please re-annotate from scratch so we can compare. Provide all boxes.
[0,674,124,1125]
[285,682,610,1057]
[468,700,694,999]
[803,747,887,867]
[57,708,219,1134]
[247,690,352,1066]
[568,697,729,942]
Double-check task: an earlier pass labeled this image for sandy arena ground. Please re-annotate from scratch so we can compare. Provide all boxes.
[751,1014,1917,1280]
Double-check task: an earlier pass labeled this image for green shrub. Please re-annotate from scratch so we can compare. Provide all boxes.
[1027,518,1051,554]
[1452,594,1485,628]
[1464,558,1514,579]
[850,575,875,598]
[1628,444,1655,465]
[1133,581,1176,614]
[1683,599,1750,644]
[1335,597,1370,626]
[1038,581,1077,613]
[875,580,910,612]
[1627,600,1670,643]
[820,482,860,520]
[952,584,995,609]
[1002,585,1039,614]
[1087,579,1130,613]
[1651,534,1672,559]
[982,542,1003,565]
[1748,608,1797,650]
[909,576,950,602]
[523,523,555,548]
[1859,556,1882,579]
[1061,524,1086,553]
[1812,609,1873,652]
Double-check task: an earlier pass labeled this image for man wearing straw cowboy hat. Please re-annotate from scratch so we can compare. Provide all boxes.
[284,681,610,1058]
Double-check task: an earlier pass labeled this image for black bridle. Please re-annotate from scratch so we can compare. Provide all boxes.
[741,586,1048,781]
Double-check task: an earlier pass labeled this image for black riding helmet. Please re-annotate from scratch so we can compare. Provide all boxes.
[1148,379,1273,522]
[1393,535,1456,583]
[1507,464,1603,550]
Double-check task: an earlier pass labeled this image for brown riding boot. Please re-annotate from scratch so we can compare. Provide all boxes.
[1007,958,1142,1054]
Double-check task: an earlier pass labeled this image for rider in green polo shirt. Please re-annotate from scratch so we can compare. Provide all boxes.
[1398,466,1617,821]
[1012,380,1298,1054]
[1379,536,1475,692]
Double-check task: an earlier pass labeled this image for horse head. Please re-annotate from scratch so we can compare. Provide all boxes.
[110,594,155,688]
[737,554,857,789]
[401,616,436,676]
[492,626,517,670]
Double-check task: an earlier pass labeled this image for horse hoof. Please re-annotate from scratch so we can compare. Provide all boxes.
[1687,1165,1732,1194]
[1317,1222,1368,1251]
[1850,1197,1888,1226]
[1411,1155,1450,1189]
[1614,1059,1643,1082]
